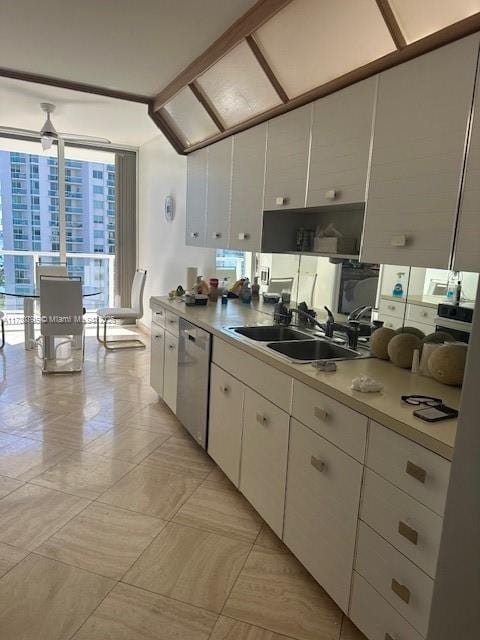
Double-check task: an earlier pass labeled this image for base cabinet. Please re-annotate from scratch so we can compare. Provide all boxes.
[208,364,245,487]
[150,327,165,398]
[240,388,289,537]
[163,330,178,413]
[283,419,363,612]
[350,573,423,640]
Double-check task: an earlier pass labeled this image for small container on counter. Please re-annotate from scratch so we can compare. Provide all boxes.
[209,278,219,302]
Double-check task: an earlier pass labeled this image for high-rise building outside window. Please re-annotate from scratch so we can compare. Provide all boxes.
[0,140,116,311]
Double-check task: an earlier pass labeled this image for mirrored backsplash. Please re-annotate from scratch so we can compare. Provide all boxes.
[256,252,478,344]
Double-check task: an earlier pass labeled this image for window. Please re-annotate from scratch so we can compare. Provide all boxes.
[0,144,119,312]
[215,249,249,279]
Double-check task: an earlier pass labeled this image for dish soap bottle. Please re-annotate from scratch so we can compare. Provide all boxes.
[240,278,252,304]
[392,272,405,298]
[251,276,260,301]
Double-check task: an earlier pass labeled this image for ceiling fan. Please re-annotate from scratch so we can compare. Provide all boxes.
[0,102,110,150]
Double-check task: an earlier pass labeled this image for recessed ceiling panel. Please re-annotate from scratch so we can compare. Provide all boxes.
[197,40,282,127]
[255,0,396,98]
[389,0,480,43]
[163,87,220,146]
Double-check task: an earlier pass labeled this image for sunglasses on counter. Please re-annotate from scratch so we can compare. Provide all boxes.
[401,395,443,407]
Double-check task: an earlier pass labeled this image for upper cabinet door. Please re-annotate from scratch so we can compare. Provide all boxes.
[264,104,312,211]
[307,78,376,208]
[361,35,479,269]
[205,138,233,249]
[454,52,480,273]
[229,123,267,252]
[186,148,207,246]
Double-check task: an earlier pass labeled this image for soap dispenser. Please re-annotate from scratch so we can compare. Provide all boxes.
[392,272,405,298]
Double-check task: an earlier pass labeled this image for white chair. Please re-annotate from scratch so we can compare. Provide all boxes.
[35,262,68,291]
[96,269,147,350]
[268,277,295,294]
[39,275,84,374]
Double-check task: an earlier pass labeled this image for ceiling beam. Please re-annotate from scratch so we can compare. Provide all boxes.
[147,104,186,155]
[152,0,293,111]
[188,82,225,132]
[0,67,151,104]
[376,0,407,49]
[184,12,480,154]
[245,34,289,103]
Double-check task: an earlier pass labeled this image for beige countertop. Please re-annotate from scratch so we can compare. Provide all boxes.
[151,296,460,460]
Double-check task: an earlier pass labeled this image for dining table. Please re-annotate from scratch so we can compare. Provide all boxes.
[0,285,101,350]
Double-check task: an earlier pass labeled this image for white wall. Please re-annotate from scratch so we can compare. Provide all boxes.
[138,134,216,326]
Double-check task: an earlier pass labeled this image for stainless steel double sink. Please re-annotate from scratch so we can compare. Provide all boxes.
[229,325,368,363]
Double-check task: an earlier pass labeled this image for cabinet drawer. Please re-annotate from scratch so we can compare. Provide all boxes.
[291,380,367,462]
[240,388,289,536]
[361,469,443,578]
[165,311,179,337]
[152,307,166,329]
[406,304,437,327]
[208,365,245,487]
[212,338,292,412]
[379,298,406,320]
[378,315,404,331]
[356,522,434,636]
[367,421,450,515]
[284,419,363,612]
[350,573,423,640]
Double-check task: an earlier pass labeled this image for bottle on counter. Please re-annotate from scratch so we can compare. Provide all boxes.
[208,278,219,302]
[240,278,252,303]
[252,276,260,301]
[392,272,405,298]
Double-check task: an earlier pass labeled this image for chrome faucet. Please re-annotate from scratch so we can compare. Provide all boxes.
[348,305,373,322]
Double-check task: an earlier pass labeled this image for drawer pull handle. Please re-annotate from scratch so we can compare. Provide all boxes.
[220,385,230,394]
[385,634,395,640]
[314,406,329,421]
[406,460,426,484]
[311,456,327,472]
[168,344,176,351]
[398,521,418,545]
[391,578,410,604]
[256,413,268,426]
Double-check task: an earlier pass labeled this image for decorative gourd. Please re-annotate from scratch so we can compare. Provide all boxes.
[394,326,425,339]
[387,333,422,369]
[428,344,467,386]
[370,327,396,360]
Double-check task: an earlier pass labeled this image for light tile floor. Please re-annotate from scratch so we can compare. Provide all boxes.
[0,325,367,640]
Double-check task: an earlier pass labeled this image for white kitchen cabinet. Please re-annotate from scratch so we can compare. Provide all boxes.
[350,573,423,640]
[229,123,267,251]
[240,387,290,536]
[163,330,178,413]
[355,522,434,637]
[307,77,376,207]
[150,327,165,398]
[454,43,480,272]
[264,104,312,210]
[208,364,245,487]
[205,138,233,248]
[284,419,363,612]
[362,35,480,268]
[186,148,207,246]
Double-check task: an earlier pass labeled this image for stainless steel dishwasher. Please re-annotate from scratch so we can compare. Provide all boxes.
[176,318,211,449]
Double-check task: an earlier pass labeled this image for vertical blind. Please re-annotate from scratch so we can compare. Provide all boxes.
[114,151,137,308]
